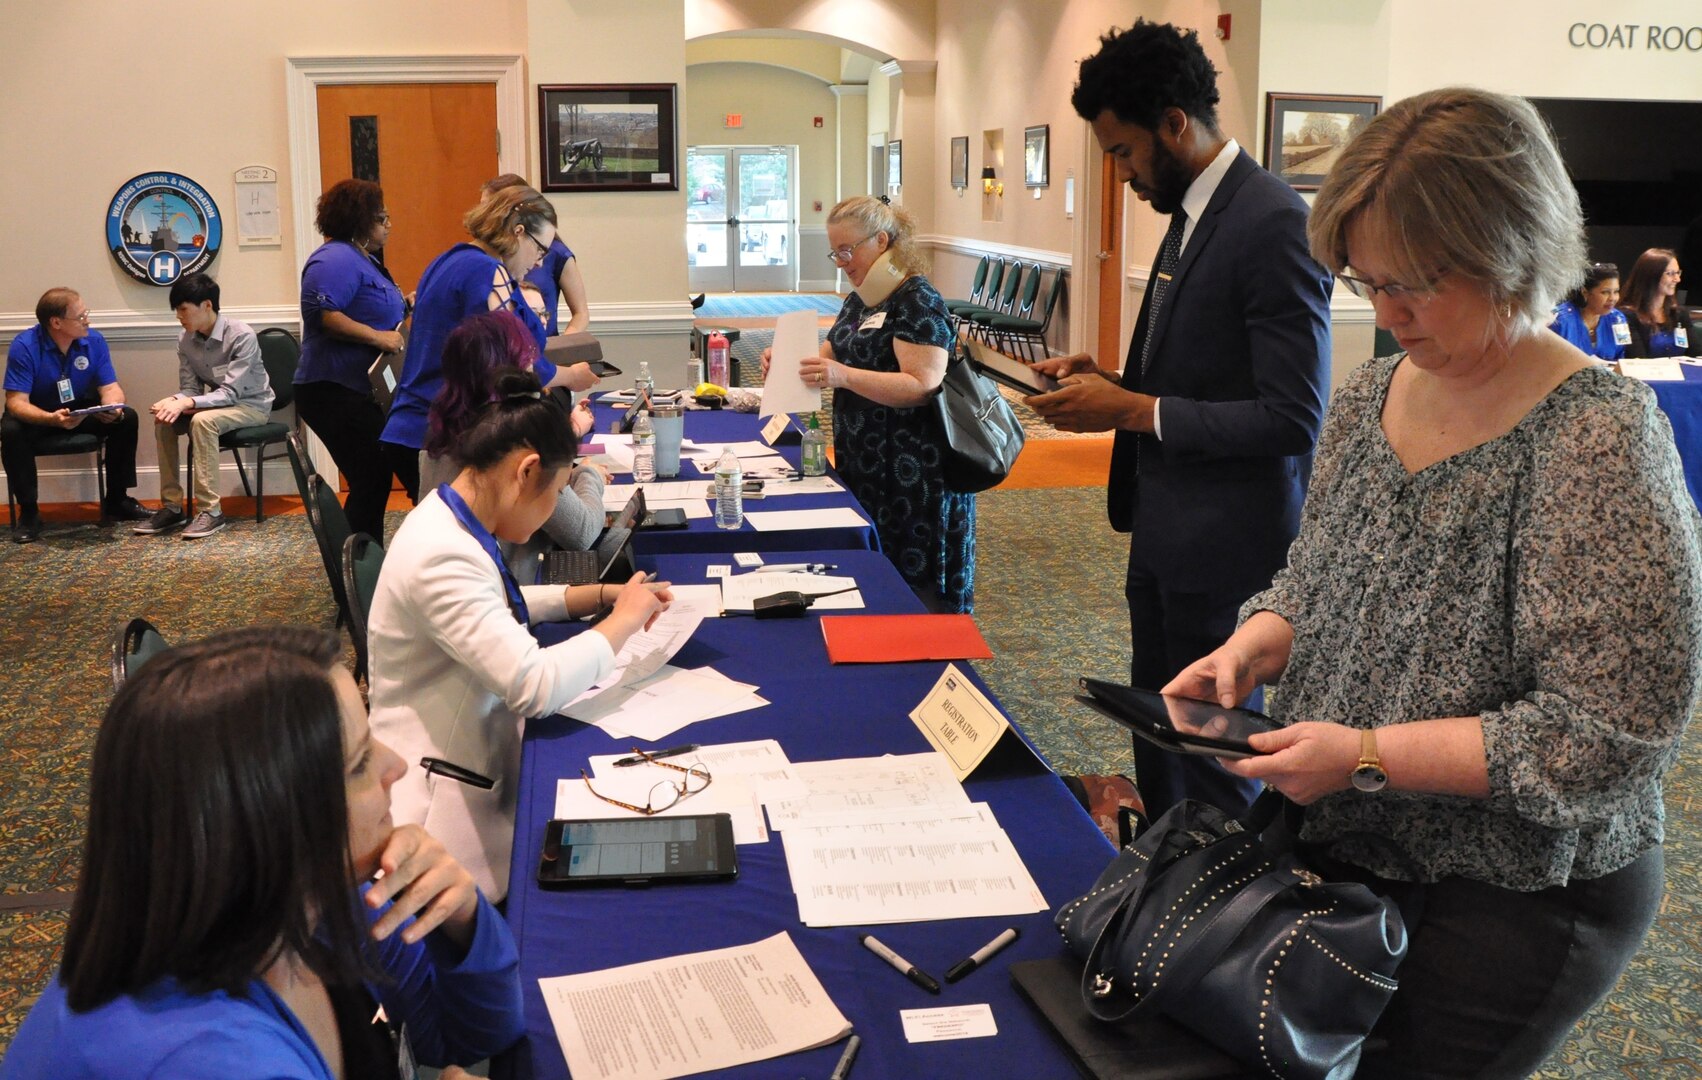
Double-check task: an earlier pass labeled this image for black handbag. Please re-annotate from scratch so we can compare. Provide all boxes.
[1055,800,1407,1080]
[933,351,1025,493]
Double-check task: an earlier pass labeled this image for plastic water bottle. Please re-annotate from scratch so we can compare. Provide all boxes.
[714,447,743,529]
[632,409,656,483]
[636,361,655,404]
[707,331,730,388]
[800,413,828,476]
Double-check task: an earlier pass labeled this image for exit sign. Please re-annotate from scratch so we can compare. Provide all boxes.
[724,113,743,128]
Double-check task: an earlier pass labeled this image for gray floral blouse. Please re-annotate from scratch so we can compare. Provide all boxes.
[1245,355,1702,890]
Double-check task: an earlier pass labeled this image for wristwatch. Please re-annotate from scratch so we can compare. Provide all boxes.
[1350,728,1388,793]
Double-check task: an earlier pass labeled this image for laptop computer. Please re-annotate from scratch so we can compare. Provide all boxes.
[538,488,645,585]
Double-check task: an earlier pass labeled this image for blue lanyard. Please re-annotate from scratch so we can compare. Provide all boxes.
[437,483,530,626]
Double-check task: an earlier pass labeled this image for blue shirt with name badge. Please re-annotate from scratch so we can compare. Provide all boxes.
[4,325,119,411]
[297,239,408,394]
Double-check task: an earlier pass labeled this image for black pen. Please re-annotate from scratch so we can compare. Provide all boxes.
[419,757,495,789]
[829,1033,861,1080]
[612,743,700,767]
[860,933,940,994]
[944,927,1020,983]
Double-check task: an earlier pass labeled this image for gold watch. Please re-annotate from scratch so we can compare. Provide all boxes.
[1350,728,1388,793]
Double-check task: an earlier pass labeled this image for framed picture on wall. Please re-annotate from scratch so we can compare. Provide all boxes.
[1263,93,1381,191]
[950,136,969,189]
[1024,125,1049,188]
[887,140,903,188]
[538,83,679,192]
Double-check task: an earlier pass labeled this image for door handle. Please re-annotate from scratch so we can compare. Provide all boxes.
[1097,250,1113,261]
[728,217,740,227]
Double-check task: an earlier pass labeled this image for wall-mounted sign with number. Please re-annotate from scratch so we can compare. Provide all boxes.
[233,165,281,246]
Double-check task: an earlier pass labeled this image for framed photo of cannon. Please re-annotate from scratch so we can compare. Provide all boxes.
[538,84,679,192]
[1263,93,1380,192]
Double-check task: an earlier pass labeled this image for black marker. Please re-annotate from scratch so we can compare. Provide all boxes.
[419,757,495,789]
[829,1033,861,1080]
[860,934,940,994]
[611,743,700,767]
[944,927,1019,983]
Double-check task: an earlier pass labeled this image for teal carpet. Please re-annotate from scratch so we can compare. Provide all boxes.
[698,292,844,319]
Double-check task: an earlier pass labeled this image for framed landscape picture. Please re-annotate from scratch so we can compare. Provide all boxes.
[950,135,969,189]
[1263,93,1380,191]
[1024,124,1049,188]
[538,84,679,192]
[887,139,902,188]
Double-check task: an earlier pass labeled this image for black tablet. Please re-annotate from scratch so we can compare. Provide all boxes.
[642,507,689,529]
[587,359,623,377]
[969,352,1061,395]
[538,814,738,887]
[1075,677,1277,759]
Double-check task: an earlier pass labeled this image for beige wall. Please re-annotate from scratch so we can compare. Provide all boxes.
[688,0,936,60]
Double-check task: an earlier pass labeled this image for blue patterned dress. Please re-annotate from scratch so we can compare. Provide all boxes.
[827,275,977,611]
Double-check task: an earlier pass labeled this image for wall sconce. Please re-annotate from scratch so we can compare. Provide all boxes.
[981,166,1002,196]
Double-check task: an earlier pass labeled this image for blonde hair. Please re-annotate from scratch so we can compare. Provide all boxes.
[828,196,929,276]
[463,184,555,258]
[1308,87,1585,334]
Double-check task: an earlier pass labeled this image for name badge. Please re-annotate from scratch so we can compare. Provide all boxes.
[1677,326,1690,350]
[1612,320,1631,346]
[859,311,887,331]
[57,378,74,404]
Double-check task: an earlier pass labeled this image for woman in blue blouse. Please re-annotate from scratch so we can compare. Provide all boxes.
[485,173,590,336]
[1620,248,1699,359]
[1547,262,1629,361]
[379,184,597,501]
[1,626,523,1079]
[296,179,407,542]
[764,196,976,611]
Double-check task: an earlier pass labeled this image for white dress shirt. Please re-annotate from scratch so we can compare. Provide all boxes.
[367,490,615,899]
[1153,138,1240,441]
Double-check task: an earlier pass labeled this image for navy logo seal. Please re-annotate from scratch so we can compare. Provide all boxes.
[107,173,222,286]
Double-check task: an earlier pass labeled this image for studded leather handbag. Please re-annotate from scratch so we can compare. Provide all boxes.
[932,348,1025,493]
[1055,799,1408,1080]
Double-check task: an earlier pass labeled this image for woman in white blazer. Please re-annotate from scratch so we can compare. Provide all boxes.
[367,362,669,900]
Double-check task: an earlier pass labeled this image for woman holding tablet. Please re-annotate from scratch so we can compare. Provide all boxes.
[368,367,669,900]
[1,626,524,1078]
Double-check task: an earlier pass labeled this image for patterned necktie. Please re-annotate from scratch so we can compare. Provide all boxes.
[1137,212,1187,379]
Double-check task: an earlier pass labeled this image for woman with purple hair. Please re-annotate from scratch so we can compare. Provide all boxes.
[421,311,604,581]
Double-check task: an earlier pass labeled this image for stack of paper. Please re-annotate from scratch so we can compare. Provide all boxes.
[540,932,851,1080]
[602,480,714,516]
[766,752,1048,926]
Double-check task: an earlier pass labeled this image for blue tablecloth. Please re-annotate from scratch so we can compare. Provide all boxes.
[500,549,1114,1079]
[588,399,878,555]
[1648,366,1702,508]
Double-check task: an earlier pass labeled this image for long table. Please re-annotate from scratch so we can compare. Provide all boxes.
[1648,365,1702,507]
[587,397,878,555]
[500,548,1115,1079]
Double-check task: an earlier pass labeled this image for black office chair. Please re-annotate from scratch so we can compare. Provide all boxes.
[6,431,106,531]
[193,327,299,523]
[110,617,169,691]
[342,532,385,683]
[305,472,355,636]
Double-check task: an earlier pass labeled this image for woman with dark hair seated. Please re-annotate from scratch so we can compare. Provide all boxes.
[1547,261,1629,361]
[421,311,603,580]
[296,178,408,542]
[1619,247,1699,358]
[1,626,523,1078]
[368,366,670,900]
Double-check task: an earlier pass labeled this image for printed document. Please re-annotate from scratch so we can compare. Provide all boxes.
[761,310,827,417]
[764,752,970,831]
[540,932,851,1080]
[565,665,768,743]
[586,739,807,803]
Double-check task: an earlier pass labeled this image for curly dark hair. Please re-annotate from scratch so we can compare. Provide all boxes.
[1072,19,1221,132]
[315,178,386,243]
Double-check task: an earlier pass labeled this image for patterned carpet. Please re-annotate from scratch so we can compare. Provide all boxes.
[1,493,1698,1075]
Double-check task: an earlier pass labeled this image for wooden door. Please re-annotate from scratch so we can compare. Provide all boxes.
[316,83,499,295]
[1095,151,1126,372]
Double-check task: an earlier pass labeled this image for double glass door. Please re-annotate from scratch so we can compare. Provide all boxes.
[686,146,796,292]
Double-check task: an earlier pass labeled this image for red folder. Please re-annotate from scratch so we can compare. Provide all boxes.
[819,614,994,664]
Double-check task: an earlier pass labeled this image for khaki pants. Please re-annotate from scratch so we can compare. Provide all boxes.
[154,403,269,517]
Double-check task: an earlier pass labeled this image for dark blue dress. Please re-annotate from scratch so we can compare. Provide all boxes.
[827,275,976,612]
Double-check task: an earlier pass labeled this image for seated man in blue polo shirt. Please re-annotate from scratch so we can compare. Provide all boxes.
[134,273,274,540]
[2,288,151,543]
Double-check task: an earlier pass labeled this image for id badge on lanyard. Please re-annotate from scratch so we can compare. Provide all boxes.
[1677,325,1690,350]
[57,378,75,404]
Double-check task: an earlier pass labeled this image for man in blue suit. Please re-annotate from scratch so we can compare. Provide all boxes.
[1030,20,1331,819]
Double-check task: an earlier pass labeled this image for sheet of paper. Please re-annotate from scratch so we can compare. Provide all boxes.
[762,310,829,416]
[540,932,850,1080]
[719,572,864,613]
[661,584,723,619]
[779,801,1001,839]
[1619,358,1685,381]
[749,476,843,497]
[603,481,714,511]
[555,772,767,845]
[901,1004,998,1043]
[764,752,970,831]
[588,739,808,803]
[783,828,1048,926]
[745,508,870,533]
[568,664,767,743]
[572,606,704,700]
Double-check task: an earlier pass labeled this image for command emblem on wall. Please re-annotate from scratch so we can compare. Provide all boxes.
[106,173,223,286]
